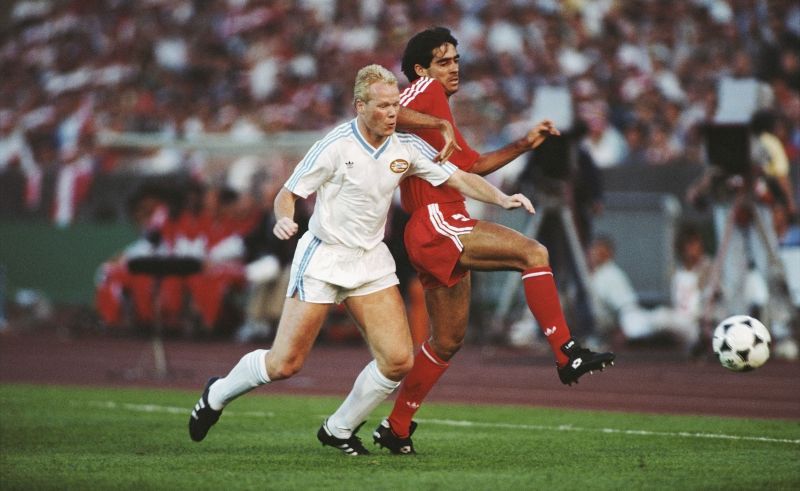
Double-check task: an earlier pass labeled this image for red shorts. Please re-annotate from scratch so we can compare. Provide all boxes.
[404,201,477,289]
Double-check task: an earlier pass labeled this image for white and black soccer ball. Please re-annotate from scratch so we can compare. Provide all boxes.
[712,315,771,372]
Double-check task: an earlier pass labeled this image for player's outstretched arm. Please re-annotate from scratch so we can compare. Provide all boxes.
[273,187,300,240]
[397,106,461,162]
[446,169,535,213]
[470,119,560,176]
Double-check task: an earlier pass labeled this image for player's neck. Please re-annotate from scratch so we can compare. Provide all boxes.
[356,118,388,149]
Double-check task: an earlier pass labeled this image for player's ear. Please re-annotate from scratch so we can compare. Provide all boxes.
[414,64,428,78]
[355,99,365,114]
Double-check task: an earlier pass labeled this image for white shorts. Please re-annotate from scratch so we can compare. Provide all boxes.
[287,231,399,304]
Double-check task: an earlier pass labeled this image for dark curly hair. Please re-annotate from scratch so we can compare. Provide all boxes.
[401,27,458,83]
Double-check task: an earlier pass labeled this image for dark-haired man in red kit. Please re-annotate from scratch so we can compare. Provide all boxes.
[373,27,615,455]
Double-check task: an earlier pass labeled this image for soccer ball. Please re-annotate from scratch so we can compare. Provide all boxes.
[712,315,771,371]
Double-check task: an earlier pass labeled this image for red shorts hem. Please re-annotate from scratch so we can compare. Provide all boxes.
[404,202,477,290]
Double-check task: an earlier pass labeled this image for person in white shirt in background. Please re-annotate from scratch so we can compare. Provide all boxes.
[588,230,710,352]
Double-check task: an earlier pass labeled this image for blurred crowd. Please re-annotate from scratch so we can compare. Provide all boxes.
[1,0,799,349]
[1,0,799,224]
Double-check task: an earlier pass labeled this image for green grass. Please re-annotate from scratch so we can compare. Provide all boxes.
[1,384,798,490]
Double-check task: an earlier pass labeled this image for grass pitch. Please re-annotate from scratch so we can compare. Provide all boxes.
[1,384,798,490]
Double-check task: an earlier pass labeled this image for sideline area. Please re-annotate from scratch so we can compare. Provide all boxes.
[1,326,798,420]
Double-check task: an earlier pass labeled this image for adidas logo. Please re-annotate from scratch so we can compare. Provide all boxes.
[406,401,420,409]
[544,326,557,337]
[345,161,354,168]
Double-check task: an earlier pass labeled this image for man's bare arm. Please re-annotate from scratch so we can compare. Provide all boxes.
[470,119,560,176]
[397,106,461,162]
[446,169,535,213]
[273,187,300,240]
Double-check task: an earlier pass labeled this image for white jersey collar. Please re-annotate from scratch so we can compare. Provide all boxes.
[350,119,392,159]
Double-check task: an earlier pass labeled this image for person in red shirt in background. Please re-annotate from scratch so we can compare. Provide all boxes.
[95,181,256,336]
[180,185,255,334]
[373,27,615,454]
[95,183,170,330]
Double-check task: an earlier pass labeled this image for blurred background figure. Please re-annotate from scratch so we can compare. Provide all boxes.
[179,184,253,335]
[578,102,627,169]
[669,225,715,353]
[94,179,254,336]
[94,181,174,332]
[588,234,704,353]
[236,177,308,343]
[751,110,796,218]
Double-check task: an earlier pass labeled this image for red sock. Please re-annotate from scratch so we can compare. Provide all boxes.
[522,266,572,367]
[387,340,449,438]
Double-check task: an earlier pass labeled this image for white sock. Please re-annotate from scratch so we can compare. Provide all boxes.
[326,360,400,438]
[207,349,270,410]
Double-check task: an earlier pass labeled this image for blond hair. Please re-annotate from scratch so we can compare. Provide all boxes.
[353,64,398,105]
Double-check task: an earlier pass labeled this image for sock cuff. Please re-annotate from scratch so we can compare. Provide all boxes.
[367,360,401,391]
[521,266,553,280]
[251,349,270,385]
[420,341,449,367]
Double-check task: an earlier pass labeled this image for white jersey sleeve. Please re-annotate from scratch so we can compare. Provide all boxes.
[396,132,457,186]
[284,126,347,197]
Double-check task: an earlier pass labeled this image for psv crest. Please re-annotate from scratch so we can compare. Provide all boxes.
[389,159,410,173]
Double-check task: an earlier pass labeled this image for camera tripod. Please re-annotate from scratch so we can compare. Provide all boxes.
[700,191,794,339]
[493,192,600,333]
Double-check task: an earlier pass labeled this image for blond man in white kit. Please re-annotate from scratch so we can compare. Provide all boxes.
[188,64,534,455]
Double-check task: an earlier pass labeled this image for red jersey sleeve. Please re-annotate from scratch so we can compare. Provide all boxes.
[399,77,479,171]
[398,77,480,214]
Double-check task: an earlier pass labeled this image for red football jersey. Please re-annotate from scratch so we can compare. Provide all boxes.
[398,77,480,214]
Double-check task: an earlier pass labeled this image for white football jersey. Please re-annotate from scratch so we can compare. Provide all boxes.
[285,119,457,250]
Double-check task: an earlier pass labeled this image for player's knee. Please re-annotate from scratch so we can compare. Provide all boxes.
[379,353,414,381]
[267,355,304,381]
[522,240,549,268]
[432,334,464,360]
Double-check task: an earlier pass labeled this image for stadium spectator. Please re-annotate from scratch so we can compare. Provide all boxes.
[95,180,253,335]
[179,185,252,334]
[751,110,796,217]
[0,109,41,211]
[52,142,94,228]
[2,0,798,199]
[579,101,628,168]
[621,120,649,166]
[95,181,174,331]
[644,122,681,166]
[236,177,309,343]
[588,233,705,352]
